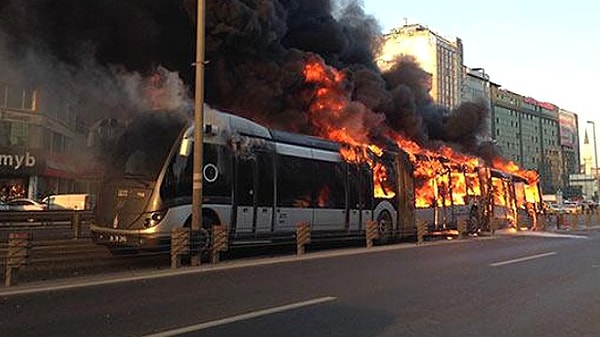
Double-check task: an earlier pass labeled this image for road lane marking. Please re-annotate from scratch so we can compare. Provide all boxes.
[142,296,337,337]
[496,230,589,239]
[489,252,557,267]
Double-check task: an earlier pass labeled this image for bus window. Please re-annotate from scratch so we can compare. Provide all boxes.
[161,147,193,204]
[203,143,233,202]
[314,160,345,209]
[235,151,274,207]
[277,155,314,208]
[160,143,232,205]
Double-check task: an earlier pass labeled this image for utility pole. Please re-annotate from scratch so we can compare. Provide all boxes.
[191,0,206,266]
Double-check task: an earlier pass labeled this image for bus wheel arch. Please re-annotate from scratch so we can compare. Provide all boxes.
[183,209,221,229]
[374,201,397,244]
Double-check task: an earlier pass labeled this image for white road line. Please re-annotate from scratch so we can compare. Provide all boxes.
[489,252,557,267]
[142,296,337,337]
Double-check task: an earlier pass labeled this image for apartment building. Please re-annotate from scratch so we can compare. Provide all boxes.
[377,24,464,110]
[0,81,97,201]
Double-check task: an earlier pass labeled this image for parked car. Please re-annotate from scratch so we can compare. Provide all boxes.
[544,202,563,215]
[563,201,582,214]
[6,198,47,211]
[41,193,95,210]
[0,200,9,211]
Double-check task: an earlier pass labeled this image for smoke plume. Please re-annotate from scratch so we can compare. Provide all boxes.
[0,0,491,159]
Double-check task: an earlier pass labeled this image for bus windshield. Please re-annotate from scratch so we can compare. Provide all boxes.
[106,111,187,180]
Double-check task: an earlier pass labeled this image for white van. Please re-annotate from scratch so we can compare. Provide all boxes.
[42,194,95,211]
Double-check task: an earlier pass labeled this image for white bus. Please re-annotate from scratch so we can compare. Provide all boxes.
[90,105,415,253]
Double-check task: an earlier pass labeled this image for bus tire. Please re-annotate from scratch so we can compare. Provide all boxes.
[375,210,394,244]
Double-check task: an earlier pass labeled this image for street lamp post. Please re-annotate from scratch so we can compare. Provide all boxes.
[587,121,598,173]
[191,0,206,266]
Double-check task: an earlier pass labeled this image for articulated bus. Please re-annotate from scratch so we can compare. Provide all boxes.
[90,105,416,253]
[411,161,542,235]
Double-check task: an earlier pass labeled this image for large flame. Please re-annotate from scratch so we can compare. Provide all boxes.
[302,56,540,216]
[303,56,394,199]
[491,157,540,185]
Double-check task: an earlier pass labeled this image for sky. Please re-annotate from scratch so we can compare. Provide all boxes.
[362,0,600,154]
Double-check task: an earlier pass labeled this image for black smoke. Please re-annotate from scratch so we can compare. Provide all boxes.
[0,0,491,158]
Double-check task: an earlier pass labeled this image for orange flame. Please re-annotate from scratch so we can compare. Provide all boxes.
[491,158,539,185]
[302,56,540,210]
[303,56,394,198]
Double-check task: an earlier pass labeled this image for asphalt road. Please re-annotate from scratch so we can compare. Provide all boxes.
[1,229,599,337]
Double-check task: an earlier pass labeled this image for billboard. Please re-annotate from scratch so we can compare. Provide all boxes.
[559,110,577,149]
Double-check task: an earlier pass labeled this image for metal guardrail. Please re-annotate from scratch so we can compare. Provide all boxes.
[0,210,94,224]
[3,212,598,287]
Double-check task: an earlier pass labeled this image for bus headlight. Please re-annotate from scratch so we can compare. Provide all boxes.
[143,209,167,228]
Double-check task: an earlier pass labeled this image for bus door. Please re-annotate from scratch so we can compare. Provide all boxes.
[235,152,274,236]
[254,152,274,234]
[347,163,364,231]
[235,156,255,235]
[359,165,374,231]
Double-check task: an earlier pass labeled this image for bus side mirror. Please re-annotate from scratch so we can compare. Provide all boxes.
[179,138,193,157]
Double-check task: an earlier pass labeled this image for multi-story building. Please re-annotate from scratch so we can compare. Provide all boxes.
[490,86,573,194]
[377,23,581,197]
[490,86,526,164]
[0,81,97,201]
[461,67,492,140]
[377,24,464,110]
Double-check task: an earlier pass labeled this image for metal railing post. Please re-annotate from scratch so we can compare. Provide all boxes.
[71,212,81,239]
[296,222,311,256]
[5,232,31,287]
[417,221,427,245]
[211,225,228,264]
[171,228,190,268]
[365,221,379,248]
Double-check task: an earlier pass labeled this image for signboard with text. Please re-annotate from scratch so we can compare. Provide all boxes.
[0,148,45,176]
[559,110,577,149]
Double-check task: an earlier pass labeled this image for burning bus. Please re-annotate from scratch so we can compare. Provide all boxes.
[89,103,542,253]
[91,103,540,252]
[406,152,542,235]
[90,105,417,253]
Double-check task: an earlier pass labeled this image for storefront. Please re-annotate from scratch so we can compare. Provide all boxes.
[0,147,101,201]
[0,148,45,201]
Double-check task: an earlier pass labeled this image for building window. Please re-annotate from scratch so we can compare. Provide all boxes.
[3,86,37,111]
[8,122,29,147]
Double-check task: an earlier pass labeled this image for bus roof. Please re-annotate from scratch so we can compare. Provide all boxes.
[187,105,341,152]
